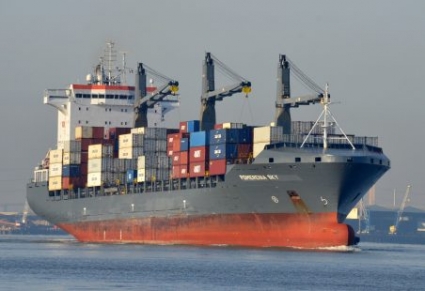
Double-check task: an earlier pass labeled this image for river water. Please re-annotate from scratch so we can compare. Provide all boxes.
[0,235,423,291]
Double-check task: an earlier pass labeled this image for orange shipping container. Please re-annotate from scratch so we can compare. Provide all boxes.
[189,146,208,162]
[209,159,227,175]
[189,162,207,177]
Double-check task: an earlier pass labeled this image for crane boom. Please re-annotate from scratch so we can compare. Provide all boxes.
[389,185,411,234]
[134,63,179,128]
[200,52,251,131]
[275,54,324,133]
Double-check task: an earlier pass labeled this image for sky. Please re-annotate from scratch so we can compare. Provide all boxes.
[0,0,424,211]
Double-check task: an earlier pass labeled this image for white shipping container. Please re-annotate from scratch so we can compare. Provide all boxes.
[75,126,93,139]
[88,144,113,159]
[49,149,63,164]
[118,147,144,159]
[48,176,62,191]
[34,169,48,182]
[63,152,81,165]
[253,126,284,143]
[137,169,145,182]
[130,127,145,134]
[87,172,102,187]
[137,168,157,182]
[253,142,269,158]
[88,157,113,173]
[49,162,63,177]
[119,133,145,149]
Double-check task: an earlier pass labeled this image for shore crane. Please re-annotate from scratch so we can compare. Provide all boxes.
[389,185,411,235]
[200,52,251,131]
[134,63,179,128]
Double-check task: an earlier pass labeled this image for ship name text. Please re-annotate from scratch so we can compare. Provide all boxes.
[239,175,279,181]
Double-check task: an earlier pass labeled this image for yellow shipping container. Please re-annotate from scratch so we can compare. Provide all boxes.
[48,176,62,191]
[49,149,63,164]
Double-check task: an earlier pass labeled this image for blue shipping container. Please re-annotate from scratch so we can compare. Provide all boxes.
[180,138,189,151]
[190,131,209,147]
[238,127,253,143]
[187,120,200,133]
[209,129,240,144]
[62,165,80,177]
[126,169,137,183]
[209,144,238,160]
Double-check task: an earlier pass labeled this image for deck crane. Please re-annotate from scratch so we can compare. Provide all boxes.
[134,63,179,128]
[275,55,325,133]
[200,52,251,131]
[389,185,411,235]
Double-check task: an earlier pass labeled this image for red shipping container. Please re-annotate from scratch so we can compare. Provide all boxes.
[167,133,180,147]
[80,162,88,176]
[180,151,189,165]
[172,165,189,179]
[62,177,83,189]
[172,137,181,152]
[237,144,253,159]
[108,127,131,140]
[189,162,208,177]
[179,121,187,133]
[92,127,105,139]
[209,159,227,175]
[80,152,89,164]
[214,123,224,130]
[172,152,181,165]
[189,146,208,162]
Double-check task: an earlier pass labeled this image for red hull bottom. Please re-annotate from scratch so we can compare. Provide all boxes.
[59,213,356,249]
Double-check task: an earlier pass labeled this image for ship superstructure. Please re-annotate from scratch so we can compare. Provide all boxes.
[27,43,390,249]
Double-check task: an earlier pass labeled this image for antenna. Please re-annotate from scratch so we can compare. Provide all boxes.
[300,83,356,150]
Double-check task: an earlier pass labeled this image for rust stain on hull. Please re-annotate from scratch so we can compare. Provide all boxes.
[59,212,355,249]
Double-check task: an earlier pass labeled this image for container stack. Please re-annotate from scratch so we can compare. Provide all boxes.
[48,149,63,191]
[62,140,83,189]
[189,131,209,177]
[170,133,190,179]
[87,144,114,187]
[208,126,253,175]
[116,127,168,183]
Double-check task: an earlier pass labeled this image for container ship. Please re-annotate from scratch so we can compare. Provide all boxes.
[26,43,390,249]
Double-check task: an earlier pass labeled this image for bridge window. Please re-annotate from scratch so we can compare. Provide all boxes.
[370,158,374,164]
[92,94,98,99]
[83,94,90,99]
[119,95,127,100]
[295,157,301,162]
[76,94,82,98]
[315,157,321,162]
[106,94,113,99]
[269,158,274,163]
[99,94,105,99]
[128,95,134,100]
